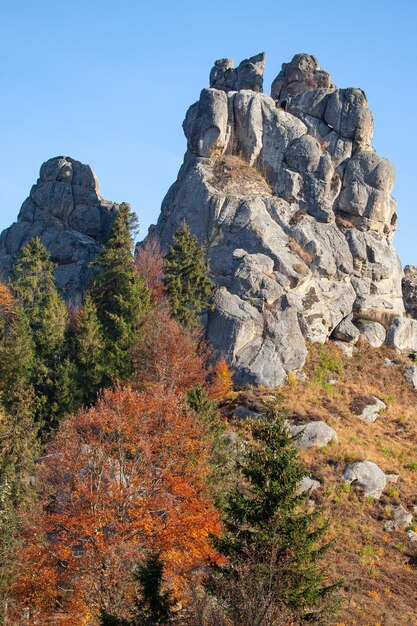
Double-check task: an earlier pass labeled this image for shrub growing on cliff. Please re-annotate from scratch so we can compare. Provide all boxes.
[164,223,214,329]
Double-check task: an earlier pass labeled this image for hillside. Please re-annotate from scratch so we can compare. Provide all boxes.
[228,340,417,625]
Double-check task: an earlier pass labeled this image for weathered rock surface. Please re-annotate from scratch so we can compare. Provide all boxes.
[151,52,404,386]
[343,460,386,499]
[289,420,338,448]
[0,157,118,305]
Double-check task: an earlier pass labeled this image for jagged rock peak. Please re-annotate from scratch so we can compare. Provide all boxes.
[0,156,119,305]
[152,52,408,387]
[271,53,333,100]
[209,52,266,93]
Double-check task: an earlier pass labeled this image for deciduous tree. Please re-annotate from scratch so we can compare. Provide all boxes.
[10,386,222,624]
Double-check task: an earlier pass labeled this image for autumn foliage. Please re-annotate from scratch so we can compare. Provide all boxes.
[132,305,208,394]
[10,385,222,624]
[135,237,166,302]
[0,281,15,328]
[208,356,235,401]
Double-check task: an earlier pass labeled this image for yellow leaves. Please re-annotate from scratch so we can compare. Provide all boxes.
[209,356,236,401]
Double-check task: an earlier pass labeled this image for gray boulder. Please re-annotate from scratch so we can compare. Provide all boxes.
[297,475,321,495]
[384,505,413,531]
[343,460,386,499]
[404,365,417,388]
[357,396,386,424]
[386,317,417,354]
[289,421,338,448]
[0,156,118,305]
[356,320,386,348]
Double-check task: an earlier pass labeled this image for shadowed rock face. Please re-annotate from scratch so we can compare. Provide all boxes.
[151,52,405,387]
[0,157,118,306]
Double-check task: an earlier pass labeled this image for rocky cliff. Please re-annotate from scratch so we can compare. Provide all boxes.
[151,52,413,386]
[0,157,118,305]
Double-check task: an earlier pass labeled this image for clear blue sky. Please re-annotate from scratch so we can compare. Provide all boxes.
[1,0,416,264]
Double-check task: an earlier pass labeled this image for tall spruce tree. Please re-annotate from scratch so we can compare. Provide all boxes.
[213,407,340,624]
[90,203,150,382]
[8,238,68,429]
[164,223,214,329]
[72,294,107,405]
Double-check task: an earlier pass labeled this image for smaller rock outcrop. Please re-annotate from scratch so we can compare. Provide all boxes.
[0,157,119,304]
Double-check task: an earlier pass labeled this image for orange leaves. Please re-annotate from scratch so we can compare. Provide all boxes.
[209,356,235,401]
[132,306,207,394]
[0,281,14,325]
[11,385,222,623]
[135,237,165,302]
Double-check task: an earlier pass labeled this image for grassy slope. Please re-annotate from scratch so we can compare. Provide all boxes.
[230,340,417,626]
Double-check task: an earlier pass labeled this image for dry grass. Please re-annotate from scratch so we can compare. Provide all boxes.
[209,155,272,196]
[230,341,417,625]
[288,236,314,266]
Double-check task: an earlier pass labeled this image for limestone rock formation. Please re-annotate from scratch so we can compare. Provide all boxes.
[0,157,118,305]
[151,52,405,386]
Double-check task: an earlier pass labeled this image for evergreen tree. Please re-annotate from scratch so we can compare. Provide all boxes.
[164,222,215,329]
[99,553,175,626]
[72,294,106,405]
[0,305,37,414]
[9,238,69,428]
[187,384,225,438]
[132,553,176,625]
[90,203,151,381]
[213,407,340,624]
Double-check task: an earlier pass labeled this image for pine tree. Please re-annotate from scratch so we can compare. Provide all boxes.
[213,407,340,624]
[90,203,151,381]
[164,222,215,329]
